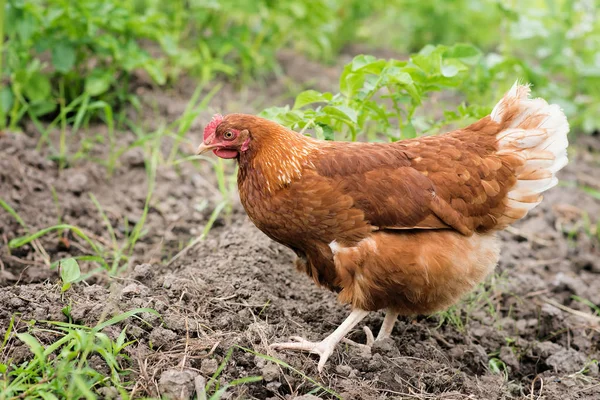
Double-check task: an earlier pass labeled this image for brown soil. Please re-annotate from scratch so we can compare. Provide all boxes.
[1,53,600,400]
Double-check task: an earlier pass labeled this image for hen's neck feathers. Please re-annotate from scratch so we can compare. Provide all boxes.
[239,125,319,193]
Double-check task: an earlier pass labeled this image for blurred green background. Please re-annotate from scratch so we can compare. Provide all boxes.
[1,0,599,136]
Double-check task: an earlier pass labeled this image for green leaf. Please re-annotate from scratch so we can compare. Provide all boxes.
[293,90,332,109]
[350,55,385,74]
[316,123,334,140]
[340,68,365,99]
[30,100,57,117]
[401,122,417,139]
[93,308,159,332]
[60,258,81,284]
[23,72,51,102]
[39,392,60,400]
[323,105,357,124]
[17,333,45,361]
[412,45,445,74]
[15,13,37,42]
[52,41,77,73]
[144,62,166,85]
[85,70,113,96]
[0,87,14,114]
[444,44,482,65]
[386,68,421,103]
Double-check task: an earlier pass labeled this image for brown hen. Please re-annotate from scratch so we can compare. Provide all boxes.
[197,84,569,372]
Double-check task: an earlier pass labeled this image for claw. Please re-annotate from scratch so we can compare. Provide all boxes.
[363,326,375,346]
[270,337,336,373]
[269,309,370,372]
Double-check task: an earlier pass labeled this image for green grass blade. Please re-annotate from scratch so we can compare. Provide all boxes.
[93,308,159,332]
[16,333,45,362]
[9,224,102,255]
[234,345,341,399]
[0,199,28,229]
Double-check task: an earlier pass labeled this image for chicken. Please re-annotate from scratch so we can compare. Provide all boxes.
[196,83,569,372]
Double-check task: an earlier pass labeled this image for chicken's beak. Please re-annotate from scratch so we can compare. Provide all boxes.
[196,142,214,155]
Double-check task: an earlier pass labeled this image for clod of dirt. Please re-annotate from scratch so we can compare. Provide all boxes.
[130,263,154,281]
[292,395,321,400]
[260,362,280,382]
[121,283,150,298]
[158,369,199,400]
[200,359,219,376]
[121,147,146,168]
[149,326,178,350]
[532,341,563,358]
[448,344,489,374]
[372,337,400,357]
[546,348,587,374]
[96,386,120,399]
[335,364,352,376]
[66,171,90,194]
[499,346,520,372]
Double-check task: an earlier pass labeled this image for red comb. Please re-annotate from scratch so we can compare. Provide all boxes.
[203,114,223,141]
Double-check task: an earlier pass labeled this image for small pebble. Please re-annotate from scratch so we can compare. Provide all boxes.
[200,358,219,376]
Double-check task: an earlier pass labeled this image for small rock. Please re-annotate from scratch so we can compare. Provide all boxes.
[8,297,25,308]
[335,364,352,376]
[471,327,488,338]
[541,303,562,318]
[367,352,383,370]
[149,327,178,350]
[158,369,198,400]
[121,283,149,297]
[121,147,146,168]
[372,337,399,357]
[546,348,586,374]
[66,172,89,194]
[200,359,219,376]
[254,355,266,369]
[260,362,280,382]
[130,263,153,281]
[515,319,528,332]
[266,381,282,391]
[96,386,119,399]
[292,395,321,400]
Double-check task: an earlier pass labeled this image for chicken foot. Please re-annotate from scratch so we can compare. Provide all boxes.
[343,309,399,347]
[270,309,369,372]
[270,309,399,372]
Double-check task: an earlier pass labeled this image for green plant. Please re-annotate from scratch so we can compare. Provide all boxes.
[0,308,158,399]
[236,345,341,398]
[435,272,508,332]
[1,0,178,129]
[261,44,490,142]
[488,357,509,380]
[58,258,80,292]
[361,0,600,135]
[203,348,262,400]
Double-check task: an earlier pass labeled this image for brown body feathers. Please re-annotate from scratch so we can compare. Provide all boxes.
[222,84,569,314]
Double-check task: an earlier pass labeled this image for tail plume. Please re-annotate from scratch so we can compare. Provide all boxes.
[492,82,569,225]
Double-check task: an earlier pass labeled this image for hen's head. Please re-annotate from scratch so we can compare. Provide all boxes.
[197,113,287,159]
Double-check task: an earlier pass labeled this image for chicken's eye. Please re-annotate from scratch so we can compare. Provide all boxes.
[223,131,234,140]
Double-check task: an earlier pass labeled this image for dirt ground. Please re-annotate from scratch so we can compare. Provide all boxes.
[1,53,600,400]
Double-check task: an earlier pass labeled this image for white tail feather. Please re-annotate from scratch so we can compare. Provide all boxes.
[494,82,569,222]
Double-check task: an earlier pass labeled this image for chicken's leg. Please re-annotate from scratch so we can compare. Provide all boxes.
[347,308,399,346]
[270,309,369,372]
[375,309,399,341]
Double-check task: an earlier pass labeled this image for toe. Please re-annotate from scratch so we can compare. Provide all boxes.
[363,326,375,346]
